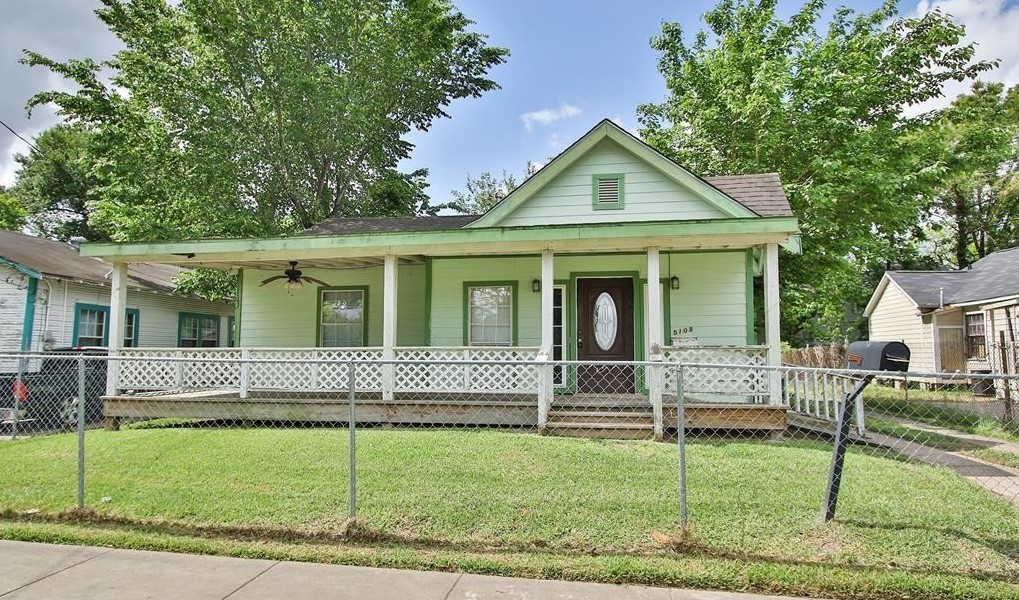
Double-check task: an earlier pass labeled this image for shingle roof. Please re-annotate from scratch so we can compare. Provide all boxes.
[886,246,1019,308]
[886,271,973,308]
[303,215,480,235]
[303,173,792,236]
[703,173,793,217]
[0,230,184,293]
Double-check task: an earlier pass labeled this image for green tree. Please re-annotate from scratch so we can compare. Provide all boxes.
[450,162,538,214]
[0,188,27,231]
[23,0,508,241]
[922,82,1019,267]
[638,0,993,343]
[8,124,105,241]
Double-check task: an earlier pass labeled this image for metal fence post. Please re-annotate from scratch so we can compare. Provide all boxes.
[77,355,86,509]
[12,355,23,440]
[347,360,357,519]
[676,364,688,529]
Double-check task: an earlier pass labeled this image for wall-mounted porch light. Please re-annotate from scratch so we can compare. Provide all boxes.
[532,279,541,293]
[670,275,680,290]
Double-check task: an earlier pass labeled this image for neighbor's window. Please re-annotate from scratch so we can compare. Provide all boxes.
[74,305,140,347]
[123,310,139,347]
[965,313,986,359]
[468,285,513,346]
[320,289,365,347]
[75,307,107,346]
[179,313,220,347]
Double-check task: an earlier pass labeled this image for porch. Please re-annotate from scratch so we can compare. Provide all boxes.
[103,345,789,438]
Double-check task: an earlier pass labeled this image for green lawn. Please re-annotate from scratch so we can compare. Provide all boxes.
[1,427,1018,599]
[866,385,1019,443]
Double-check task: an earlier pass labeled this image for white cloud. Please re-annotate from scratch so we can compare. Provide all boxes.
[908,0,1019,114]
[520,103,582,132]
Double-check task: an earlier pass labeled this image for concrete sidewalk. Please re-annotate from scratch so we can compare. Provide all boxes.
[0,540,821,600]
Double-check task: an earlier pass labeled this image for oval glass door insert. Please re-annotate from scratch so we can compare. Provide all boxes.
[593,292,618,351]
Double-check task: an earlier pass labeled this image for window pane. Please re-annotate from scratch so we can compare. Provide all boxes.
[78,309,107,346]
[469,286,512,346]
[320,290,364,347]
[123,312,137,347]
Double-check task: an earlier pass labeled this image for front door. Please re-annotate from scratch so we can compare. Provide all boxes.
[576,277,635,393]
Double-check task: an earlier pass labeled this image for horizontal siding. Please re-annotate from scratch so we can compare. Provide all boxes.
[428,252,748,350]
[868,282,932,371]
[1,272,233,372]
[0,267,30,370]
[499,140,728,227]
[42,280,233,348]
[239,264,425,347]
[667,252,747,345]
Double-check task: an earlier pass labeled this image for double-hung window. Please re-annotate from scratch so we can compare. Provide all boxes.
[73,304,140,347]
[320,289,366,347]
[466,284,515,346]
[965,313,986,359]
[178,313,220,347]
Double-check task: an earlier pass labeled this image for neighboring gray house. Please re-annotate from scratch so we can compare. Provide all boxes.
[863,247,1019,373]
[1,231,234,372]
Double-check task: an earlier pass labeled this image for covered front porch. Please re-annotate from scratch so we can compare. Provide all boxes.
[102,345,786,438]
[89,233,790,439]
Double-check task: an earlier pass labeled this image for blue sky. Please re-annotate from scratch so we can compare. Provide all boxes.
[2,0,1018,207]
[404,0,889,205]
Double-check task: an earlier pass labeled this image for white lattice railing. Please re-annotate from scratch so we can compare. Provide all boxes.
[395,347,541,393]
[662,345,769,402]
[116,346,541,395]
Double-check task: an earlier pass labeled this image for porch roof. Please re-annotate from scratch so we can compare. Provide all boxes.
[80,216,799,270]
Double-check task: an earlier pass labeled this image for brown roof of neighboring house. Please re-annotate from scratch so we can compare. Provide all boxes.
[0,230,184,293]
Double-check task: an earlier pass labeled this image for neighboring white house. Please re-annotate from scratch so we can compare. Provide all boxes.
[1,230,235,372]
[864,247,1019,374]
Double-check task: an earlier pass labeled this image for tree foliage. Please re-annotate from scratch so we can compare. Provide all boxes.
[8,124,105,241]
[0,188,27,231]
[920,82,1019,267]
[449,162,538,215]
[23,0,508,241]
[638,0,994,343]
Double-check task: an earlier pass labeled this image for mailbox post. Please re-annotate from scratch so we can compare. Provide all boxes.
[823,341,910,521]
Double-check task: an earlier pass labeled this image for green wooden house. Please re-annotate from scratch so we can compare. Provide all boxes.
[83,120,800,437]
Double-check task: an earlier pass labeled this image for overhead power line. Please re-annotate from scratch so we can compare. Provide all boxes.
[0,118,42,154]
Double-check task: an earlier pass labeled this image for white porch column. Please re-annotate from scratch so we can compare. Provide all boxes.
[764,243,782,405]
[382,254,398,401]
[647,247,664,439]
[538,250,554,429]
[105,262,128,396]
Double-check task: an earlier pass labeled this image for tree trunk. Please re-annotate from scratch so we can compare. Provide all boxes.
[953,187,970,268]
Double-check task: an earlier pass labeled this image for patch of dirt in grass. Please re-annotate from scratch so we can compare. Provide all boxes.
[798,526,861,562]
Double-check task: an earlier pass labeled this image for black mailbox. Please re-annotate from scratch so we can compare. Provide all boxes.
[846,341,910,372]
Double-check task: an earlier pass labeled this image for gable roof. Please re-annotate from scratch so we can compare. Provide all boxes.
[0,230,184,294]
[301,124,793,238]
[864,246,1019,316]
[702,174,792,217]
[467,119,781,228]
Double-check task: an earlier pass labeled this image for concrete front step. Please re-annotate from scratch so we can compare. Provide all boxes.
[544,421,657,440]
[547,410,652,425]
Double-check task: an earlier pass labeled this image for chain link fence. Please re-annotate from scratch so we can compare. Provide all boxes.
[2,350,1018,579]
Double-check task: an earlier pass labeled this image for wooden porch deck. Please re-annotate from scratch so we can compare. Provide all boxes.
[102,390,787,438]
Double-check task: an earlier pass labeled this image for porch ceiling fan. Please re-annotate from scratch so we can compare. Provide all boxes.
[259,260,329,290]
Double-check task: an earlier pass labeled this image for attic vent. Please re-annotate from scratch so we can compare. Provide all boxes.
[593,174,624,210]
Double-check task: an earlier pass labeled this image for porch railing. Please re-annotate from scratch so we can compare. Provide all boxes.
[118,347,542,395]
[662,345,769,402]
